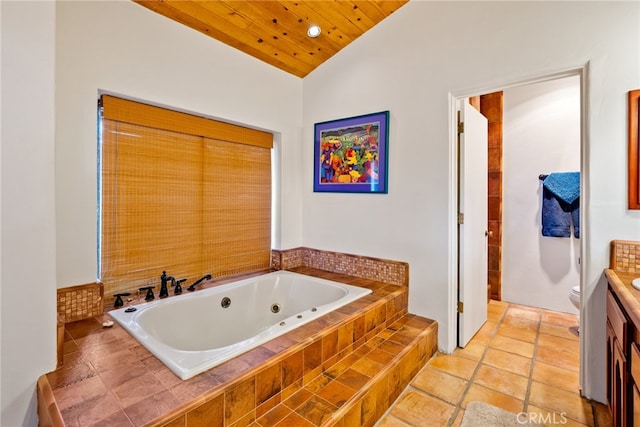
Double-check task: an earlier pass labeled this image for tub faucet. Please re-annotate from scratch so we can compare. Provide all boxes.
[113,292,131,308]
[187,274,212,292]
[159,271,174,298]
[139,285,155,301]
[173,278,186,295]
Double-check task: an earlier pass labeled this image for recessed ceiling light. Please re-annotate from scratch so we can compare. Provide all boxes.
[307,25,321,38]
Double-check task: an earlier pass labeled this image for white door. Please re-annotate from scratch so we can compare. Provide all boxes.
[458,100,489,347]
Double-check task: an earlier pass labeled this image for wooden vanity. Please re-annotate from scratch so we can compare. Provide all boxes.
[604,239,640,426]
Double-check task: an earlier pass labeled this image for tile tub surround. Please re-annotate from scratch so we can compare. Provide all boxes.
[53,249,407,369]
[38,267,437,427]
[57,282,103,323]
[271,248,409,287]
[610,239,640,272]
[53,248,406,324]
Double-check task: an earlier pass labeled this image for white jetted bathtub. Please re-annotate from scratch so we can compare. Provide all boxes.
[109,270,372,380]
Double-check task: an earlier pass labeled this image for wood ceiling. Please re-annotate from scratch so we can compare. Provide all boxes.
[133,1,409,78]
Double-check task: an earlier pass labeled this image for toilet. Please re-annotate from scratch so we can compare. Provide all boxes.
[569,285,580,311]
[569,285,580,334]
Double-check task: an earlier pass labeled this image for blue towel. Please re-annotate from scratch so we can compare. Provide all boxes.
[571,199,580,238]
[542,172,580,204]
[541,172,580,238]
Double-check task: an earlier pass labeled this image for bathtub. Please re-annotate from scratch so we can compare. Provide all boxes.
[109,270,372,380]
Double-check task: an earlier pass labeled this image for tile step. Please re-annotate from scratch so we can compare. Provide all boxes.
[255,314,438,427]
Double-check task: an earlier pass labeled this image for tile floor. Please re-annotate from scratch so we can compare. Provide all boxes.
[375,300,613,427]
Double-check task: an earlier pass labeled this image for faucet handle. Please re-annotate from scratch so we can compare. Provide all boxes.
[138,286,155,301]
[113,292,131,308]
[173,278,187,295]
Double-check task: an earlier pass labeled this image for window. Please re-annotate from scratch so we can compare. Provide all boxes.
[99,95,273,298]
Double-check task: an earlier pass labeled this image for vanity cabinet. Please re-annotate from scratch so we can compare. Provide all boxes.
[631,344,640,426]
[605,242,640,426]
[607,289,629,427]
[606,276,640,427]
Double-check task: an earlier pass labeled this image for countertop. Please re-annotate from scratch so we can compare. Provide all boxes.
[605,269,640,328]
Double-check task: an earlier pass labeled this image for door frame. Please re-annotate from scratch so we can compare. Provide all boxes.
[446,65,589,354]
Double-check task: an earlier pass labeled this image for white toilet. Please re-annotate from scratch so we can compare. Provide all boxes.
[569,285,581,311]
[569,285,580,334]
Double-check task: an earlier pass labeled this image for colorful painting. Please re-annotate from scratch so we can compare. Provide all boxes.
[313,111,389,193]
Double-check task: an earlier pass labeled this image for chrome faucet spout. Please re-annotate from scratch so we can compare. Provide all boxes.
[187,274,212,292]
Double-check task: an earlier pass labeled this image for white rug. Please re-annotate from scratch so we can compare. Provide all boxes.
[461,402,545,427]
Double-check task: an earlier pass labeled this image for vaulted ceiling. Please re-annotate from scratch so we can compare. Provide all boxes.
[133,1,409,78]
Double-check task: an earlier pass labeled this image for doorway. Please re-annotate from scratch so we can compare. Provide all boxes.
[451,70,585,348]
[502,76,581,313]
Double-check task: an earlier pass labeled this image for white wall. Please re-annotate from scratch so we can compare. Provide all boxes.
[502,76,581,313]
[302,1,640,402]
[2,1,303,424]
[55,0,304,287]
[2,2,639,422]
[1,1,57,425]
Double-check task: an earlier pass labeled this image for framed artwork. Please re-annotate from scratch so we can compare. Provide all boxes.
[630,89,640,209]
[313,110,389,193]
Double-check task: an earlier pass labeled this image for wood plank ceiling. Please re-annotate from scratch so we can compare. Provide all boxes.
[133,1,409,78]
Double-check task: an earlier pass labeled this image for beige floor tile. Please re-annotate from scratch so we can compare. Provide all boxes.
[482,348,532,377]
[473,364,529,400]
[461,383,524,414]
[502,307,541,331]
[541,310,578,328]
[501,314,540,331]
[535,346,579,372]
[488,310,504,323]
[528,381,593,425]
[532,361,580,392]
[390,390,455,427]
[537,333,580,352]
[539,322,579,341]
[467,329,493,347]
[526,404,590,427]
[496,323,538,343]
[410,366,468,405]
[377,302,609,427]
[450,409,464,427]
[489,299,509,308]
[487,302,508,324]
[489,334,535,358]
[506,304,541,319]
[454,341,486,361]
[427,353,478,380]
[478,320,499,336]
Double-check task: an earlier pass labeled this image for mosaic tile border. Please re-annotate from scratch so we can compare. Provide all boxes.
[59,248,407,324]
[272,247,409,287]
[610,240,640,273]
[56,282,104,323]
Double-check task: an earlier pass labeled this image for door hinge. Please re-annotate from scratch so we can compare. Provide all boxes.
[457,301,464,313]
[458,120,464,134]
[458,213,464,224]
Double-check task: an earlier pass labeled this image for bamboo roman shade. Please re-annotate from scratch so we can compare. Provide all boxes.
[100,95,273,298]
